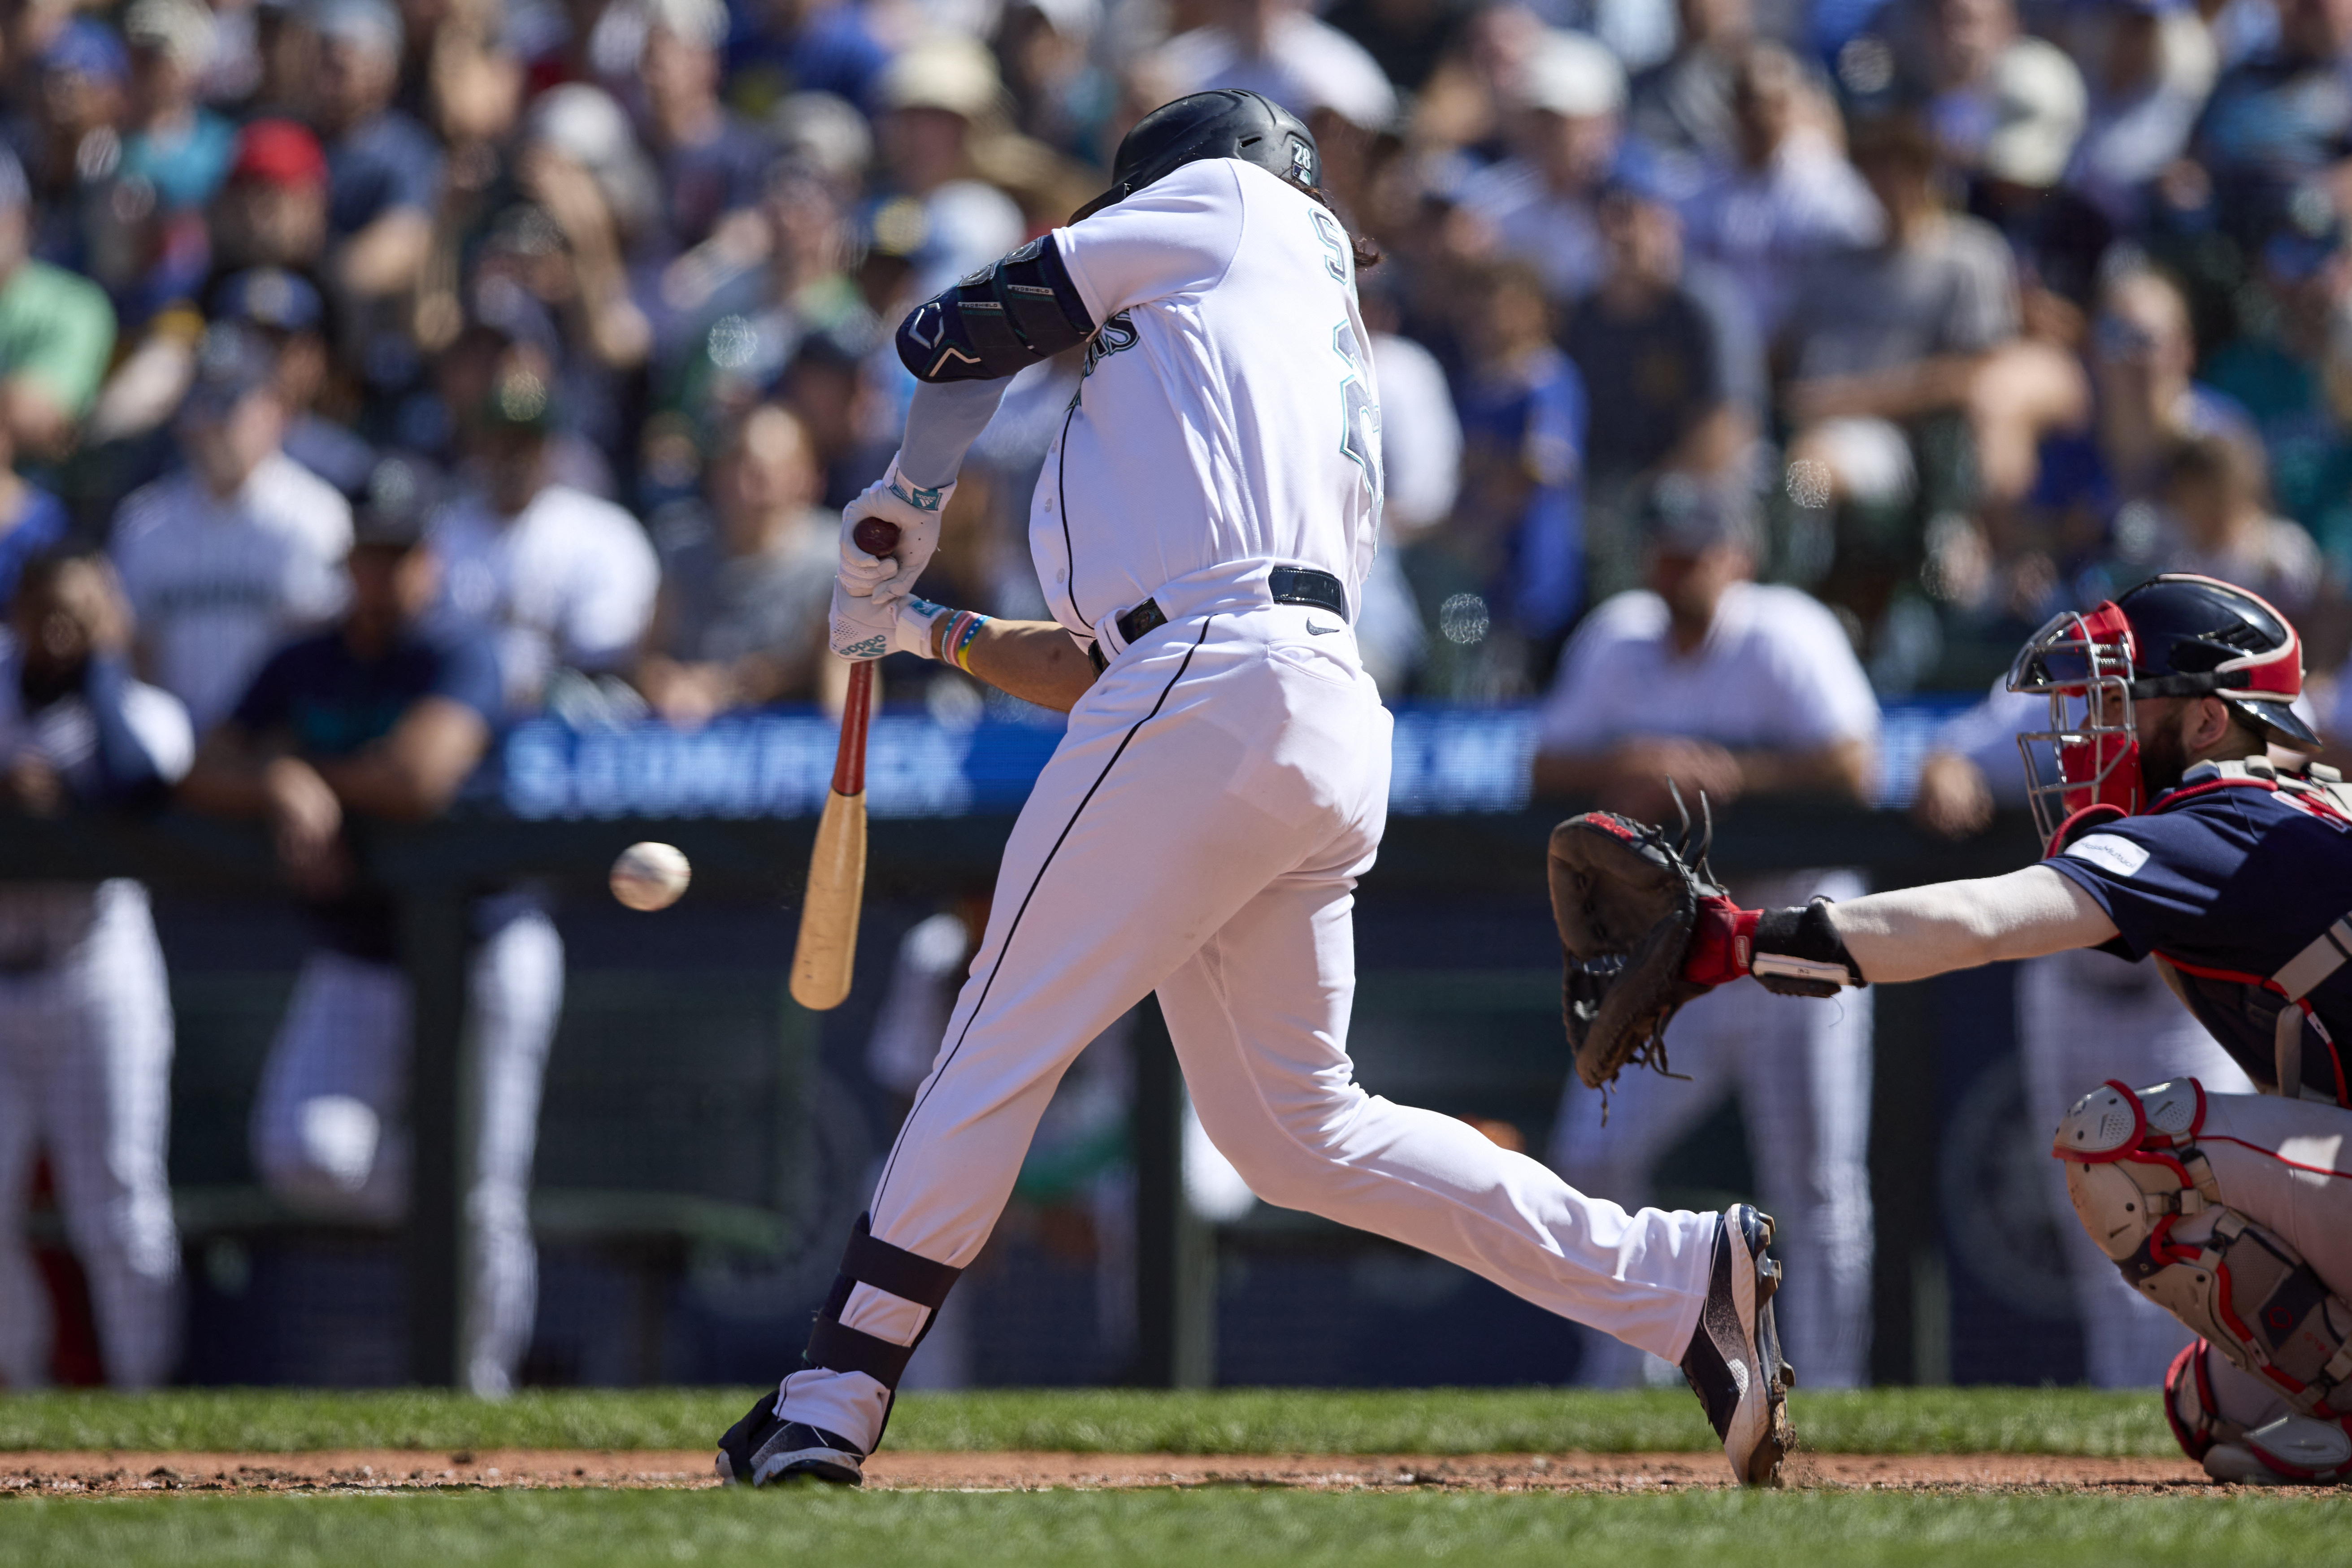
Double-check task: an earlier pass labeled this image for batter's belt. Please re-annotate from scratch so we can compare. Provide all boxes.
[1089,566,1349,671]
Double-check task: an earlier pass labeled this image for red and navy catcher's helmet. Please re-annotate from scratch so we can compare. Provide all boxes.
[2007,574,2317,847]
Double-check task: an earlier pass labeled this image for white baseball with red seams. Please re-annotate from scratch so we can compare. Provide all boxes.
[775,155,1723,1453]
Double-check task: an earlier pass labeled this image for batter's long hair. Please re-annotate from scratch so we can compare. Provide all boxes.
[1289,177,1382,271]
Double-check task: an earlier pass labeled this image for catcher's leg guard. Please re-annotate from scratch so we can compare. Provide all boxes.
[2059,1080,2352,1423]
[2166,1338,2352,1483]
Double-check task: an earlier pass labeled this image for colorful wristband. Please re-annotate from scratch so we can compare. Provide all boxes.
[946,610,988,673]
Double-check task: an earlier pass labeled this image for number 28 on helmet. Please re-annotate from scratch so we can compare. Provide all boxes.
[2007,573,2319,849]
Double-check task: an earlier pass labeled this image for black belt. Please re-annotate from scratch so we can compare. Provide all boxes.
[1094,567,1349,669]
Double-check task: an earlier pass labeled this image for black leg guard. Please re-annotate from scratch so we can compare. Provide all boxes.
[803,1212,964,1442]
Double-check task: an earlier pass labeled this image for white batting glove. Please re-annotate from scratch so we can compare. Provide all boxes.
[829,585,950,661]
[839,457,951,604]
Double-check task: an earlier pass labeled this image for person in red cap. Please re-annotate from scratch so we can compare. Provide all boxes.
[213,120,331,277]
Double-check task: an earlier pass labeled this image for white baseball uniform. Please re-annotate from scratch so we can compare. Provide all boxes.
[777,157,1725,1451]
[1931,686,2255,1386]
[108,452,351,733]
[0,650,192,1389]
[248,901,563,1396]
[429,484,661,711]
[1535,582,1883,1388]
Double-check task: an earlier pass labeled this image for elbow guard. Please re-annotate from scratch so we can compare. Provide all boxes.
[896,235,1096,383]
[1751,899,1866,995]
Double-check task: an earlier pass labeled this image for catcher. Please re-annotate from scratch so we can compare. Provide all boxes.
[1554,573,2352,1484]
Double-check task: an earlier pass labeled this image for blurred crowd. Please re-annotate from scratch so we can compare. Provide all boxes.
[0,0,2345,720]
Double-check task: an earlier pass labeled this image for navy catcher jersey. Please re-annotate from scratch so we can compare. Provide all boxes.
[2043,770,2352,1103]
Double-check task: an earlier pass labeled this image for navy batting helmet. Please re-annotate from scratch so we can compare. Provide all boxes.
[1072,89,1320,223]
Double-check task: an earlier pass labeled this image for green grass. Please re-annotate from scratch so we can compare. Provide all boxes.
[5,1489,2351,1568]
[0,1386,2175,1456]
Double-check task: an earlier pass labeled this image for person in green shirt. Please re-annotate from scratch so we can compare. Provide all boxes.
[0,150,117,457]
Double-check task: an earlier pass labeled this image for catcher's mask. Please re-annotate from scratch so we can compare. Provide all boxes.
[2008,574,2315,849]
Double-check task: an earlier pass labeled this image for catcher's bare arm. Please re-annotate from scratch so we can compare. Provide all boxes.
[1823,868,2118,984]
[1549,810,2124,1091]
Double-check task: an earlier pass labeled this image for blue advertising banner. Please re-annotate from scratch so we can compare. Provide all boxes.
[502,699,1975,821]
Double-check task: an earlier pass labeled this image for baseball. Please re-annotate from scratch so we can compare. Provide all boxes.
[610,841,691,911]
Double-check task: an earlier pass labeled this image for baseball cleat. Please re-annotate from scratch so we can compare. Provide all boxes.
[1680,1203,1795,1487]
[715,1390,868,1487]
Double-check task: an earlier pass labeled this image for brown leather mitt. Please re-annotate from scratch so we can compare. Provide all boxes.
[1547,808,1727,1093]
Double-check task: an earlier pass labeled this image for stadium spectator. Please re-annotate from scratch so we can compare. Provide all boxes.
[310,0,442,306]
[1532,476,1879,1390]
[1778,111,2020,517]
[0,147,115,458]
[998,0,1120,166]
[2150,430,2330,626]
[1627,0,1753,171]
[871,37,1025,300]
[2067,0,2216,227]
[1155,0,1401,134]
[7,19,128,276]
[637,0,772,259]
[1677,40,1880,340]
[179,456,557,1398]
[1565,169,1762,601]
[1439,258,1587,693]
[119,0,234,217]
[208,120,332,278]
[1454,29,1626,302]
[426,356,659,711]
[214,266,377,496]
[109,327,351,731]
[2184,0,2352,248]
[636,402,839,721]
[0,546,191,1391]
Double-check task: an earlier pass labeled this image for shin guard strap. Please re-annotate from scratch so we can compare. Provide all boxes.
[840,1214,962,1309]
[801,1212,966,1390]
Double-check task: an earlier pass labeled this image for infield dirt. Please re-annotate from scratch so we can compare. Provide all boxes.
[0,1450,2225,1496]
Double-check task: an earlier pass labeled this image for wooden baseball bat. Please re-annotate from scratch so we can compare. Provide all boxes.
[788,517,901,1010]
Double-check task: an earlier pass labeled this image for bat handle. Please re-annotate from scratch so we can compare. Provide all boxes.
[833,660,874,795]
[852,516,903,559]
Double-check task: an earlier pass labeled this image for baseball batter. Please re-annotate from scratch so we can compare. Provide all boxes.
[1659,574,2352,1484]
[716,91,1794,1490]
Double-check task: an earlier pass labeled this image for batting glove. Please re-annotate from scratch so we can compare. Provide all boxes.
[829,585,950,661]
[840,457,951,604]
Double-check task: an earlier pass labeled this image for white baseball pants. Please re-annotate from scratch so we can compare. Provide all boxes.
[1549,871,1875,1390]
[781,603,1721,1452]
[250,909,563,1395]
[0,880,179,1388]
[2021,950,2254,1386]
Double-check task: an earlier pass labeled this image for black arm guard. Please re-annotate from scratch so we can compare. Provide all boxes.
[1752,898,1865,996]
[896,235,1096,383]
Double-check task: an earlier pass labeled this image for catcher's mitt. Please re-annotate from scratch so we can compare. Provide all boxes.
[1546,800,1726,1095]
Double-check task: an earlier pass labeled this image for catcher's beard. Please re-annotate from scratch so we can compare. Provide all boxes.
[2139,712,2192,799]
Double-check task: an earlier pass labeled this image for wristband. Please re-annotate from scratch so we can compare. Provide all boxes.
[1684,896,1761,988]
[919,603,989,671]
[944,610,988,673]
[1749,899,1864,995]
